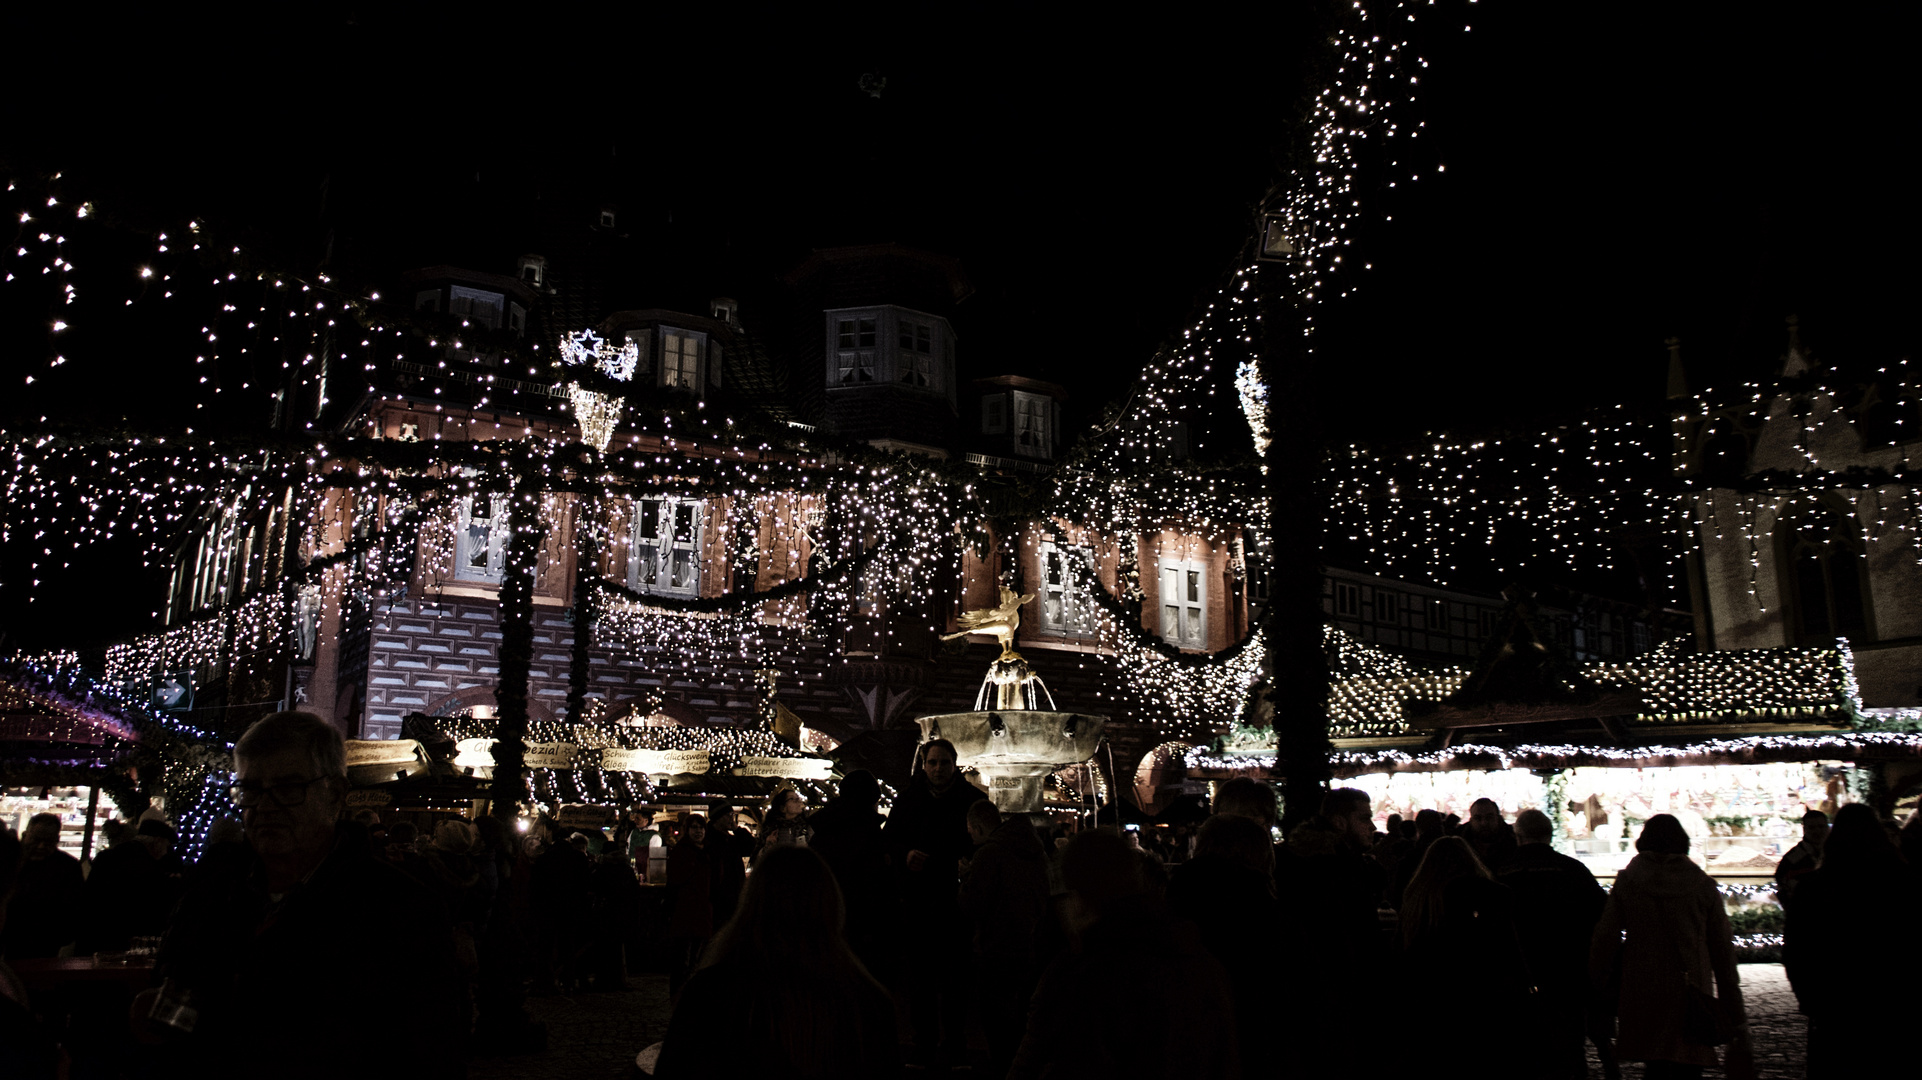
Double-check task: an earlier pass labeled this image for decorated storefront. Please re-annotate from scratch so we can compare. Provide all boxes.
[1,657,233,861]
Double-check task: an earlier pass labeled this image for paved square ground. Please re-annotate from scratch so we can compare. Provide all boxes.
[473,964,1804,1078]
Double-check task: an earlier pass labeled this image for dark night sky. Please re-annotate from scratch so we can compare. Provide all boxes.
[1,2,1917,651]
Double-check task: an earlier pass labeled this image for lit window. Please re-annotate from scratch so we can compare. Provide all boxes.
[662,328,704,390]
[631,497,704,597]
[1038,541,1096,635]
[455,495,510,583]
[1158,558,1207,649]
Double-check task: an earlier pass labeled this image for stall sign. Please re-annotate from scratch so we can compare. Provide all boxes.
[602,748,711,775]
[557,804,618,829]
[344,739,422,767]
[523,743,580,769]
[737,756,834,780]
[453,738,498,769]
[451,739,581,769]
[345,789,393,810]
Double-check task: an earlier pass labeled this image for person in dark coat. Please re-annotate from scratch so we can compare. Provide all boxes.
[0,813,86,960]
[958,801,1051,1079]
[1400,835,1534,1077]
[587,846,643,990]
[704,801,753,928]
[1274,787,1386,1073]
[807,771,894,977]
[530,818,593,992]
[1009,828,1239,1080]
[1783,802,1922,1078]
[0,827,64,1079]
[1461,797,1520,874]
[1498,809,1607,1078]
[145,711,464,1080]
[1165,813,1281,1076]
[1387,807,1445,909]
[655,845,899,1079]
[664,814,713,996]
[79,817,176,954]
[880,738,989,1069]
[1772,809,1828,908]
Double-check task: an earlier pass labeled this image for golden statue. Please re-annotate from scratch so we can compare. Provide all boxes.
[942,586,1035,659]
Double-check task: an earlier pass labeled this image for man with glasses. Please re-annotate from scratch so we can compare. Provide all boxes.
[144,711,464,1078]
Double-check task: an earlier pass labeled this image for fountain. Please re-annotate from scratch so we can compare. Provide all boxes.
[917,588,1106,815]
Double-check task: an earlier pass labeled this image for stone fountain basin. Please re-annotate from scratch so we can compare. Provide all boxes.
[918,710,1106,814]
[917,710,1106,767]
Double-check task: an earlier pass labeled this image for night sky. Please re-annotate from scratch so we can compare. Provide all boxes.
[1,2,1916,652]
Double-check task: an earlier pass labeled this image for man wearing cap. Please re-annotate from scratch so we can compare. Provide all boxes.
[79,817,177,954]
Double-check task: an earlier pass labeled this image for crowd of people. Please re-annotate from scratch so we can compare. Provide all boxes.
[4,713,1922,1079]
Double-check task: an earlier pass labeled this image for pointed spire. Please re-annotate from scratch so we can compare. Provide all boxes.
[1782,314,1811,377]
[1665,337,1688,400]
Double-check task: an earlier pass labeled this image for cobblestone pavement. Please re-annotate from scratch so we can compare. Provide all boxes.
[472,965,1806,1078]
[1587,963,1806,1079]
[469,977,672,1080]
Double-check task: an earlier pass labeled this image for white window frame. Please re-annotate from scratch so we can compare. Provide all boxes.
[455,494,510,583]
[1014,391,1051,457]
[1037,541,1097,636]
[660,327,706,391]
[1158,558,1208,649]
[898,318,934,387]
[836,315,878,385]
[630,497,704,597]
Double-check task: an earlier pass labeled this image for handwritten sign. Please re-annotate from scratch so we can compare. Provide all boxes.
[601,748,711,774]
[345,789,392,809]
[453,738,498,769]
[344,739,422,767]
[737,756,834,780]
[557,804,617,829]
[523,742,580,769]
[451,739,580,770]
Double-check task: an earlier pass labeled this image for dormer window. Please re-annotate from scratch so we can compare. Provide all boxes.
[599,209,617,229]
[517,255,546,287]
[837,317,877,383]
[449,287,503,331]
[897,319,935,387]
[661,327,705,390]
[1014,391,1051,457]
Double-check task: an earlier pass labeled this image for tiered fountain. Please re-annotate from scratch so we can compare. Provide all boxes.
[917,588,1106,815]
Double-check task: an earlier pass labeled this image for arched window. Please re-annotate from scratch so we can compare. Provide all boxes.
[1775,496,1872,645]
